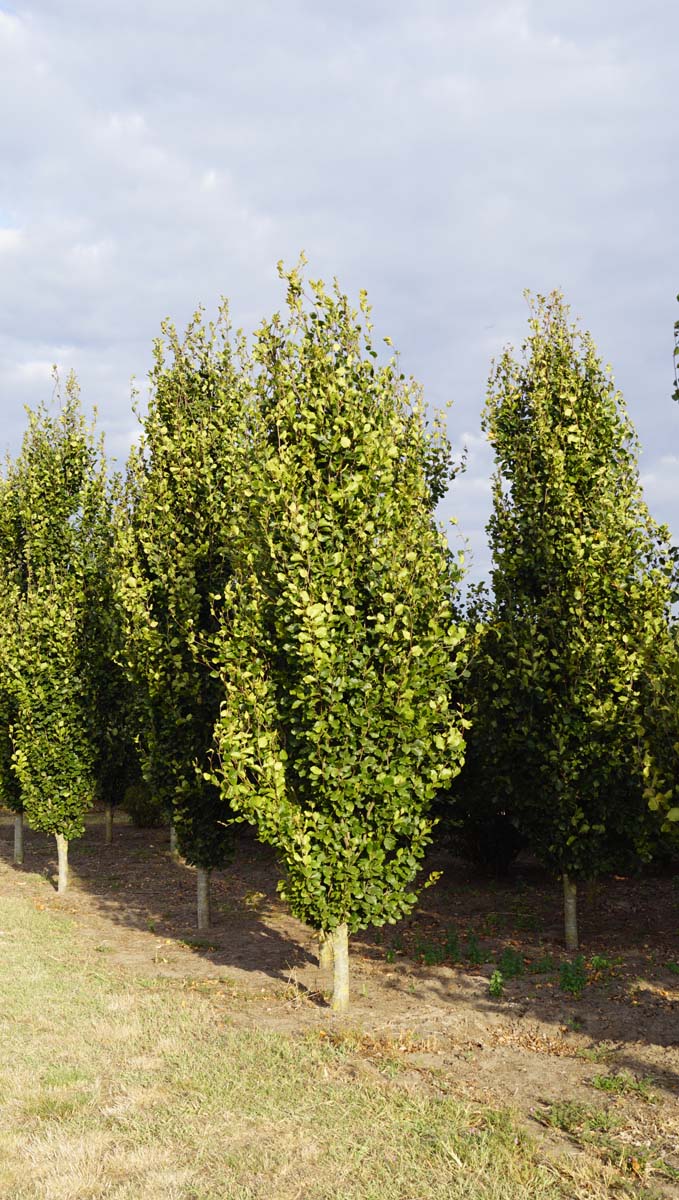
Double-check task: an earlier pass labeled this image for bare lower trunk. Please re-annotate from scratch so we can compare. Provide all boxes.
[318,930,334,971]
[196,867,211,931]
[331,923,349,1014]
[104,803,113,845]
[170,825,178,856]
[563,873,578,951]
[14,813,24,865]
[56,834,69,895]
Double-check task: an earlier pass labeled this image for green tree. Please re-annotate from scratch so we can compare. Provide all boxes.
[210,266,468,1012]
[472,291,673,948]
[0,380,110,892]
[638,293,679,835]
[115,308,251,928]
[86,474,137,846]
[0,471,24,863]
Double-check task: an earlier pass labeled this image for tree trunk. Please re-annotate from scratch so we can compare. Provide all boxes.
[318,930,334,971]
[196,867,211,931]
[104,803,113,845]
[563,873,578,951]
[14,812,24,865]
[170,825,178,856]
[331,923,349,1014]
[56,834,69,895]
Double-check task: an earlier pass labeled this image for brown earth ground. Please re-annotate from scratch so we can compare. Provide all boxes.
[2,809,678,1195]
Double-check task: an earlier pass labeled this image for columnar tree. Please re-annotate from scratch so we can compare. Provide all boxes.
[640,293,679,834]
[115,308,250,928]
[211,267,468,1012]
[0,382,109,892]
[0,477,23,862]
[87,475,136,845]
[474,291,673,948]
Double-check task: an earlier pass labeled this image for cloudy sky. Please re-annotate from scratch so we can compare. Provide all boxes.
[1,0,677,579]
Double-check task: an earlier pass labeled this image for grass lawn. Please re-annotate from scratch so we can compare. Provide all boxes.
[0,887,586,1200]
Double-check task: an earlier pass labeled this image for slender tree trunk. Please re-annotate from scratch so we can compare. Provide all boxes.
[318,930,334,971]
[170,824,178,857]
[104,803,113,845]
[56,834,69,895]
[331,923,349,1014]
[14,812,24,865]
[196,867,211,931]
[563,873,578,951]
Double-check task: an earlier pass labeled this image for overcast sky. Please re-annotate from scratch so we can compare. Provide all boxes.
[1,0,677,579]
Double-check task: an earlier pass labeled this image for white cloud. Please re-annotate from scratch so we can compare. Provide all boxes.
[0,0,676,578]
[0,227,22,251]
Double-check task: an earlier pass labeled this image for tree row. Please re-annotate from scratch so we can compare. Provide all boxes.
[1,267,677,1012]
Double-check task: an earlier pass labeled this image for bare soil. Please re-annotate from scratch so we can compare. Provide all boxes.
[2,809,678,1194]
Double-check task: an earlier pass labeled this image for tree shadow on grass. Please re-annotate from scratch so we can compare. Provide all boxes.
[1,811,677,1084]
[0,809,320,995]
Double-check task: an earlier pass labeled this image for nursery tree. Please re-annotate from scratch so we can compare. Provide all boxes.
[211,266,468,1012]
[475,291,673,948]
[640,294,679,832]
[87,474,136,846]
[115,308,250,928]
[0,474,24,863]
[0,382,110,892]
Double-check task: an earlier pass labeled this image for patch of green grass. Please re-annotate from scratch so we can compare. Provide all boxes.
[666,960,679,975]
[179,936,220,952]
[538,1100,621,1135]
[576,1044,615,1065]
[591,1072,656,1101]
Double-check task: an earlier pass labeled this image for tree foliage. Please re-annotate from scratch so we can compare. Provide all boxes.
[464,292,673,900]
[210,267,468,1006]
[115,308,251,873]
[0,380,109,849]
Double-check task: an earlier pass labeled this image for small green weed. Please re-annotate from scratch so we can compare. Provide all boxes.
[538,1100,620,1135]
[591,1072,656,1101]
[413,938,445,966]
[513,910,539,933]
[589,955,612,972]
[180,937,219,952]
[666,961,679,975]
[481,912,501,936]
[444,929,459,961]
[489,970,504,998]
[464,933,484,965]
[530,954,555,974]
[497,947,524,979]
[560,955,587,997]
[576,1043,614,1064]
